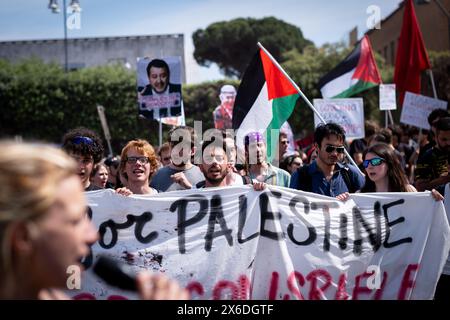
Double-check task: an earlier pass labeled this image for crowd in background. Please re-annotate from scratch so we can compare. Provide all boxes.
[1,108,450,300]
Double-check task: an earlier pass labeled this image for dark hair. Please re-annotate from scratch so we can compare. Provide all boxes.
[146,59,170,78]
[435,117,450,134]
[428,109,449,127]
[104,155,120,168]
[372,128,393,145]
[169,126,196,148]
[62,127,104,164]
[280,155,298,172]
[279,132,288,139]
[201,138,230,162]
[364,120,380,138]
[314,123,346,147]
[360,143,409,192]
[157,142,171,156]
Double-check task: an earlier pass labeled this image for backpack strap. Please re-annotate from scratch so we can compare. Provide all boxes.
[296,164,312,192]
[340,166,357,193]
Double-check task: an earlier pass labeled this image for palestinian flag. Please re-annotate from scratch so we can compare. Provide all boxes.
[318,35,382,98]
[232,48,299,161]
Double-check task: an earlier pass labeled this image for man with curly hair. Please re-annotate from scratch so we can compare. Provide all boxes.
[62,127,105,191]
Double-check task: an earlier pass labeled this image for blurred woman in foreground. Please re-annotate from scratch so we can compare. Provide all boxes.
[0,141,187,300]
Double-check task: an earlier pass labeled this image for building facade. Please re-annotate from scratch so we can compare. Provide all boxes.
[366,0,450,65]
[0,33,186,82]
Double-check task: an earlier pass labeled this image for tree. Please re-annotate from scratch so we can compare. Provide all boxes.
[281,43,395,138]
[193,17,313,78]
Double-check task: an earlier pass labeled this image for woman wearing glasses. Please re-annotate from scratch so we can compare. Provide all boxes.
[116,140,159,196]
[337,143,442,200]
[360,143,415,193]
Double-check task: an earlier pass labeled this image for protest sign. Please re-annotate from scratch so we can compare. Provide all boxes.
[72,187,449,300]
[379,84,397,111]
[313,99,365,139]
[137,56,183,120]
[400,92,448,129]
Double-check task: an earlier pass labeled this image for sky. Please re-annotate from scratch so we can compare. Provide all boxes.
[0,0,403,83]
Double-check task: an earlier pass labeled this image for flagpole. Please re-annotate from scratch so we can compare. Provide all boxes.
[257,42,364,176]
[388,110,394,126]
[385,111,388,128]
[428,69,438,98]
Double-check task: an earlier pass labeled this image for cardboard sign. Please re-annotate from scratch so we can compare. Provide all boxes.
[400,92,448,129]
[379,84,397,111]
[137,56,183,120]
[313,98,365,139]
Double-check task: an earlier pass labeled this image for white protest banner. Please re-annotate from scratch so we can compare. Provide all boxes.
[313,98,365,139]
[400,92,448,129]
[379,84,397,111]
[71,187,450,300]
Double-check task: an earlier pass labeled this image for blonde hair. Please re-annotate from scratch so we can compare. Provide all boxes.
[0,141,77,279]
[119,139,158,181]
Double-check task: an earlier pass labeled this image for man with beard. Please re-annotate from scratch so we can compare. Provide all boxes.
[290,123,364,196]
[415,117,450,193]
[197,139,233,188]
[61,127,105,191]
[150,126,204,192]
[196,138,265,191]
[244,132,291,188]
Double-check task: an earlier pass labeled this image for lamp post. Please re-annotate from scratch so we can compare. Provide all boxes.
[48,0,81,72]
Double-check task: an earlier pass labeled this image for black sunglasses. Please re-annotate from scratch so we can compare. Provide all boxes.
[325,145,345,154]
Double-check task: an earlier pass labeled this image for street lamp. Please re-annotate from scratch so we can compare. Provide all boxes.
[47,0,82,72]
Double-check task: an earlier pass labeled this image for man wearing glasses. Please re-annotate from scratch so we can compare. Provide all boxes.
[289,123,364,196]
[61,127,105,191]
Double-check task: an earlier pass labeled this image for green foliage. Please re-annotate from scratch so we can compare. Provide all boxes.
[1,47,448,154]
[281,43,397,137]
[193,17,313,78]
[0,58,158,153]
[425,51,450,102]
[182,80,240,131]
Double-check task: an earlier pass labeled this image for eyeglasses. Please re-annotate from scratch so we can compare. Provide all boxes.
[72,136,94,145]
[126,156,150,165]
[325,145,345,154]
[363,157,385,168]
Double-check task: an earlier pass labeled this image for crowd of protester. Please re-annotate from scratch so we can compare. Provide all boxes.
[1,111,450,300]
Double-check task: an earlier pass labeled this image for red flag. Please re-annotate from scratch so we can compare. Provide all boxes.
[394,0,431,104]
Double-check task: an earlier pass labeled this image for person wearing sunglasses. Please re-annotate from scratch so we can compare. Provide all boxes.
[336,143,443,200]
[62,127,105,191]
[290,123,364,197]
[116,140,159,196]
